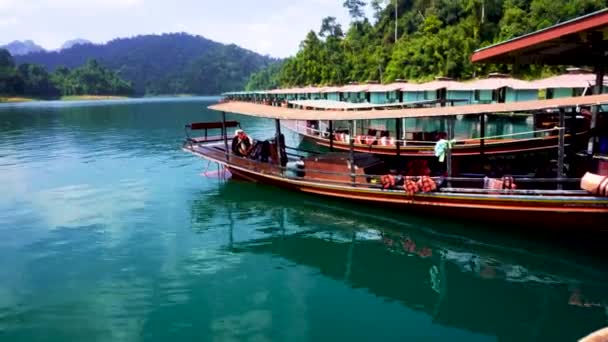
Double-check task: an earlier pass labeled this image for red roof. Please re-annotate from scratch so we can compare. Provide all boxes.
[471,9,608,65]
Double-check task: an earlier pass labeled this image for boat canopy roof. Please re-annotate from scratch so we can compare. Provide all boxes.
[209,93,608,120]
[471,8,608,65]
[287,99,455,110]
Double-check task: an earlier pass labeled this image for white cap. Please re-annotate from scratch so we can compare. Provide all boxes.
[234,129,244,136]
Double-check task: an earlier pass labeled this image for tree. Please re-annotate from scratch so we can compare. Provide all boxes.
[343,0,367,21]
[246,0,608,90]
[17,63,59,96]
[319,17,344,38]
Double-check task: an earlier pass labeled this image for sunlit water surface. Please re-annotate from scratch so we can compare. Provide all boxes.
[0,97,607,342]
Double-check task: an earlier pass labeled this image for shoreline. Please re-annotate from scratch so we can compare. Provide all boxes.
[0,94,217,104]
[0,95,130,103]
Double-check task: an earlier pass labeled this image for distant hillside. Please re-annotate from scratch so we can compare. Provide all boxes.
[61,39,92,50]
[2,40,45,56]
[16,33,278,95]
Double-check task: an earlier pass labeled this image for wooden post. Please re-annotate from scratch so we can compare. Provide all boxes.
[349,120,356,186]
[275,119,283,174]
[479,113,486,166]
[395,118,402,158]
[558,109,565,189]
[329,120,334,152]
[221,112,229,161]
[447,116,454,185]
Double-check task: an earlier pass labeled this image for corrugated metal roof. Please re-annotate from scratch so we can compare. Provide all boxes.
[338,84,370,93]
[209,93,608,120]
[414,80,462,91]
[531,72,608,89]
[367,82,409,92]
[448,77,537,91]
[320,86,343,93]
[288,99,447,110]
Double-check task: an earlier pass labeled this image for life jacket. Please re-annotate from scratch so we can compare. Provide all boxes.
[355,135,365,145]
[379,136,395,146]
[404,177,419,196]
[501,176,517,189]
[334,133,344,142]
[380,174,396,190]
[417,176,437,193]
[232,135,252,156]
[364,136,376,145]
[484,176,517,190]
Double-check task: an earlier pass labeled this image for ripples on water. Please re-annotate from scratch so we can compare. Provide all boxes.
[0,98,607,342]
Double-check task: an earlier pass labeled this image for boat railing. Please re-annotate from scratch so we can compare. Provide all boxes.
[292,120,563,145]
[205,146,584,194]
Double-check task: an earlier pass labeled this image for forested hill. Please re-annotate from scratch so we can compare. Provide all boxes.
[16,33,278,95]
[246,0,607,90]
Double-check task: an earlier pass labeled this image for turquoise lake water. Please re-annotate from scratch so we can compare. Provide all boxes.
[0,97,607,341]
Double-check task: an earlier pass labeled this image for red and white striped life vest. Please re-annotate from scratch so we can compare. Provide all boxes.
[378,136,395,146]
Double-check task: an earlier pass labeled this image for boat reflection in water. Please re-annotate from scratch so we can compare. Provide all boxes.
[191,181,608,341]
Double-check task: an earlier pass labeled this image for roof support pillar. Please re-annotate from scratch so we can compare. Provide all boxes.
[275,119,283,174]
[222,112,229,162]
[349,120,356,186]
[329,120,334,152]
[395,118,402,158]
[588,60,605,155]
[557,109,566,189]
[447,116,455,185]
[479,113,486,164]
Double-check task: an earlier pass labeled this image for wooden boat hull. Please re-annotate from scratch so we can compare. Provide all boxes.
[185,143,608,229]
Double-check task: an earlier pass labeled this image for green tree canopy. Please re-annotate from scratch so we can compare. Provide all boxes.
[246,0,608,90]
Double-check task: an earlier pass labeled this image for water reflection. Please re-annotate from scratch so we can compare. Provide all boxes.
[192,181,608,341]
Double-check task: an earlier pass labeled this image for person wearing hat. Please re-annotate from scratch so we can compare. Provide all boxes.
[232,129,253,157]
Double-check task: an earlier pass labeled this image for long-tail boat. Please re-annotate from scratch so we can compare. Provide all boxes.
[281,101,591,157]
[183,94,608,228]
[185,8,608,229]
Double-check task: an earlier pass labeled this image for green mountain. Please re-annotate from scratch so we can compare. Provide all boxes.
[15,33,278,95]
[1,49,134,98]
[247,0,607,89]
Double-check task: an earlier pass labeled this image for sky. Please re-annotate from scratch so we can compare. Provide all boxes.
[0,0,368,58]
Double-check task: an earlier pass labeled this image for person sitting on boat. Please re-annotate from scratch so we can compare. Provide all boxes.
[232,129,253,157]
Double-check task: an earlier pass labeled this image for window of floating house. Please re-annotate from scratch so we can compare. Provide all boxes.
[474,90,480,102]
[546,88,554,99]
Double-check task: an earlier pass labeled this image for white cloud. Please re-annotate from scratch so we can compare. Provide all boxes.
[0,0,375,57]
